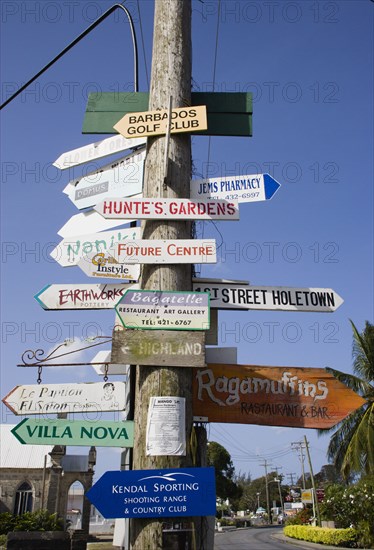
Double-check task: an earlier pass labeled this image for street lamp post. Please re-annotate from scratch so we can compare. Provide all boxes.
[256,492,260,510]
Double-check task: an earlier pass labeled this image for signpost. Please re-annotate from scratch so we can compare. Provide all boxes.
[57,210,137,238]
[86,467,216,519]
[111,239,217,264]
[50,227,141,267]
[113,105,208,138]
[53,135,146,169]
[34,283,138,310]
[190,173,281,203]
[192,282,344,312]
[11,418,134,448]
[115,290,210,331]
[2,382,128,415]
[192,364,366,429]
[94,197,239,221]
[111,329,205,368]
[64,149,145,210]
[78,250,140,282]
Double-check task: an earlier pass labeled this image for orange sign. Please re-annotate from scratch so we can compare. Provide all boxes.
[192,364,366,429]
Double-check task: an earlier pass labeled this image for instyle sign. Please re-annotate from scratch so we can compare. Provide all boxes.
[192,364,366,429]
[111,239,217,264]
[11,418,134,448]
[35,283,138,310]
[50,227,141,267]
[114,105,208,138]
[65,149,145,210]
[115,290,210,331]
[78,250,140,282]
[111,329,205,368]
[192,282,343,312]
[190,173,281,203]
[86,467,216,519]
[94,197,239,221]
[2,382,128,416]
[53,135,146,169]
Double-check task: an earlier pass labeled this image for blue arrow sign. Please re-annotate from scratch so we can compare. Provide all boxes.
[190,172,281,203]
[86,467,216,519]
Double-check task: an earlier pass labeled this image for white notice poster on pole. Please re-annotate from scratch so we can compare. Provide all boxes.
[146,397,186,456]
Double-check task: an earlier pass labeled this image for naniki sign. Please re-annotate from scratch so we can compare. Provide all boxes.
[192,364,366,429]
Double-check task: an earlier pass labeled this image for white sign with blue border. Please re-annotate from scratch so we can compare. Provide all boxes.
[86,467,216,519]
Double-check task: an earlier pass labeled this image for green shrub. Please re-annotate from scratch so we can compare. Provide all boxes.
[0,533,7,547]
[284,525,358,547]
[0,511,63,534]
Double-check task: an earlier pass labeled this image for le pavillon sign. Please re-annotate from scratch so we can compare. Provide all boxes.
[192,364,367,429]
[114,105,208,138]
[115,290,210,331]
[11,418,134,448]
[86,467,216,519]
[111,329,205,368]
[94,197,239,221]
[2,382,127,416]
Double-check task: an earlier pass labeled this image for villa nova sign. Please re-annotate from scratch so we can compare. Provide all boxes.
[192,364,366,429]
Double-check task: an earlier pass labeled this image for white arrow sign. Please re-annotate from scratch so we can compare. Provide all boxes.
[110,239,217,264]
[2,382,128,415]
[50,227,141,267]
[64,149,145,210]
[90,351,129,376]
[94,197,239,221]
[57,209,138,238]
[192,282,343,312]
[53,135,146,170]
[78,249,140,281]
[35,283,139,310]
[190,173,281,203]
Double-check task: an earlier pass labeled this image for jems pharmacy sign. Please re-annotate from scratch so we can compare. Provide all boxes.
[86,467,216,519]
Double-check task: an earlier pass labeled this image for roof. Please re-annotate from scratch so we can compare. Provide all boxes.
[0,424,53,469]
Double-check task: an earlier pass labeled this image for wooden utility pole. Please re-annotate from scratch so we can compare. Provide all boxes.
[127,1,198,548]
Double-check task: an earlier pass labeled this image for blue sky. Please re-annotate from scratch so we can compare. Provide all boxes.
[1,0,373,485]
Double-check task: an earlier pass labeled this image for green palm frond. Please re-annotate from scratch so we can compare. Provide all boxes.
[350,319,374,381]
[325,366,373,398]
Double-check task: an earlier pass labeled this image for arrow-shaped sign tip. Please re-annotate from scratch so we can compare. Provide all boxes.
[264,174,281,200]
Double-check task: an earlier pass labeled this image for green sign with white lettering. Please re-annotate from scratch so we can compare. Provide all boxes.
[11,418,134,448]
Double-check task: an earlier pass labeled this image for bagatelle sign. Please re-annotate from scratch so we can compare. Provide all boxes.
[94,197,239,221]
[192,282,343,312]
[86,467,216,519]
[192,364,366,429]
[111,239,217,264]
[114,105,207,138]
[111,329,205,367]
[78,250,140,282]
[51,227,141,267]
[11,418,134,448]
[35,283,138,310]
[115,290,210,331]
[2,382,127,415]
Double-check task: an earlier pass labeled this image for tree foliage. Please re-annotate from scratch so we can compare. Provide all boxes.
[207,441,242,503]
[320,320,374,479]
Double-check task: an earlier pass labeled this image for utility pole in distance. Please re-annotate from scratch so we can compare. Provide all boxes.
[125,1,198,548]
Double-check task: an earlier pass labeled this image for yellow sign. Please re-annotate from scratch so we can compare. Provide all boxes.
[114,105,207,138]
[301,489,313,503]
